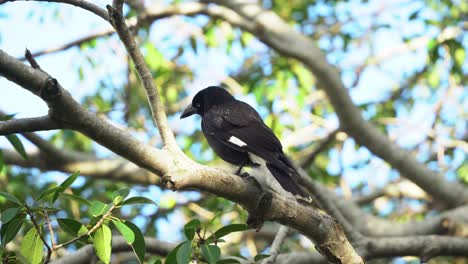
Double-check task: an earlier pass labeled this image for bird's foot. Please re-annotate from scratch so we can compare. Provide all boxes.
[239,172,262,190]
[246,192,272,232]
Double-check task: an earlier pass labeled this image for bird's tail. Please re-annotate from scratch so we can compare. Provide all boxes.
[266,162,309,199]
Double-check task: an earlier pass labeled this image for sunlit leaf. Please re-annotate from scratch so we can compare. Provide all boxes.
[125,221,145,263]
[90,201,110,216]
[20,228,44,264]
[93,224,112,264]
[112,188,130,205]
[111,219,135,244]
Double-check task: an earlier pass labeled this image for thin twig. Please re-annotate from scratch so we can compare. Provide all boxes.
[43,210,56,249]
[19,29,115,61]
[25,205,53,263]
[262,225,289,264]
[106,5,178,150]
[301,129,339,168]
[55,204,117,250]
[24,49,41,69]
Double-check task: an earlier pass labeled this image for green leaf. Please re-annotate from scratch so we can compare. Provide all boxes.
[90,201,110,216]
[111,220,135,244]
[152,259,162,264]
[37,186,62,202]
[59,193,91,206]
[93,224,112,264]
[165,242,183,264]
[183,219,200,241]
[124,221,145,263]
[6,135,27,160]
[176,241,192,264]
[121,196,156,206]
[59,171,80,189]
[1,214,25,246]
[201,244,221,264]
[57,218,88,237]
[206,224,248,243]
[1,207,19,223]
[0,192,22,205]
[20,228,44,264]
[112,188,130,205]
[254,254,270,261]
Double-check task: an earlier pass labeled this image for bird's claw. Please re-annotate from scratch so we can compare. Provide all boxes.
[239,172,262,190]
[246,192,272,231]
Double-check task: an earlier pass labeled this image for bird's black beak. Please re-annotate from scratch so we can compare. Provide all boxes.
[180,105,197,119]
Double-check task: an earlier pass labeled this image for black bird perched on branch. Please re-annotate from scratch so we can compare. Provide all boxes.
[180,86,309,200]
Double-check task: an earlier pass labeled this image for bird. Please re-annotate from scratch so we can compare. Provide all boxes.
[180,86,309,200]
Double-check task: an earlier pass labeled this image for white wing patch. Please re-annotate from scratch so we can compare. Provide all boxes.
[228,136,247,147]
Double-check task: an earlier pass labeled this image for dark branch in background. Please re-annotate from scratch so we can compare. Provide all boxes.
[301,128,339,168]
[19,30,115,61]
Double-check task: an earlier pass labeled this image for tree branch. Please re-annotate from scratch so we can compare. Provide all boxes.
[0,115,61,135]
[106,5,179,151]
[262,225,289,264]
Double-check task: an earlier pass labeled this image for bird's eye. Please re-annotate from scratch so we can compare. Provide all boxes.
[195,103,201,108]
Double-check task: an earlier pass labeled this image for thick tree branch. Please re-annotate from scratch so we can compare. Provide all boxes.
[204,0,468,208]
[0,49,171,176]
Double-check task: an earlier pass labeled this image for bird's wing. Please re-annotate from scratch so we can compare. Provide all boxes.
[206,101,307,197]
[216,101,284,163]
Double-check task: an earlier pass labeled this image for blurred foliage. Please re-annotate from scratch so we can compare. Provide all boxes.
[0,0,466,263]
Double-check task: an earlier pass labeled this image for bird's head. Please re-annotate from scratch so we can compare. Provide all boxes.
[180,86,234,118]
